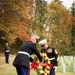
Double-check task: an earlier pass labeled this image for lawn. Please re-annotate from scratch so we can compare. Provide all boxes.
[0,53,75,75]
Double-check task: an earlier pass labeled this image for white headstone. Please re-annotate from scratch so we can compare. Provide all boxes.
[68,60,71,66]
[74,64,75,72]
[62,64,66,73]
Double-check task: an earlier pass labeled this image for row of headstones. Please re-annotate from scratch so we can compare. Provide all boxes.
[60,56,75,65]
[59,56,75,73]
[62,64,75,73]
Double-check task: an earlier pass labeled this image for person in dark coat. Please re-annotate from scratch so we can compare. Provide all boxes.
[39,39,59,75]
[3,43,10,64]
[13,35,43,75]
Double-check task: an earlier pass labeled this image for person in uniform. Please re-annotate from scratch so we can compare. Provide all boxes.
[13,35,43,75]
[39,39,58,75]
[3,43,10,64]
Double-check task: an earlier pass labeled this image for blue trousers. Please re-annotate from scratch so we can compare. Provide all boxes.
[5,52,9,63]
[15,65,29,75]
[50,69,55,75]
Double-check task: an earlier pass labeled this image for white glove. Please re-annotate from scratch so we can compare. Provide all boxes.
[53,66,57,71]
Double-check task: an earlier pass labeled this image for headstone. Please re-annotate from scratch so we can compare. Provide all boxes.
[74,64,75,72]
[62,64,66,73]
[74,57,75,61]
[68,60,71,66]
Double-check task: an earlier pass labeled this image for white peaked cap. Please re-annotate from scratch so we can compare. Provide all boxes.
[6,43,8,45]
[31,34,40,39]
[39,39,47,46]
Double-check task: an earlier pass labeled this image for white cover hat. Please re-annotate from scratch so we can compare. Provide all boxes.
[39,39,47,46]
[31,34,40,39]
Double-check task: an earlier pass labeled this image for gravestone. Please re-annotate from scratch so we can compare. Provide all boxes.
[74,64,75,72]
[62,64,66,73]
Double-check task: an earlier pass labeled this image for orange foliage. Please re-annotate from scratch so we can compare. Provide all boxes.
[61,11,72,26]
[63,37,68,44]
[15,22,30,42]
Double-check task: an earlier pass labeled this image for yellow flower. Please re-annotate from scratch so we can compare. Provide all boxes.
[34,52,51,75]
[44,69,50,74]
[40,70,44,74]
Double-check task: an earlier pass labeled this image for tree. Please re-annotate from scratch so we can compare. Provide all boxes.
[70,1,75,52]
[0,0,34,44]
[31,0,47,38]
[53,0,62,4]
[47,1,72,55]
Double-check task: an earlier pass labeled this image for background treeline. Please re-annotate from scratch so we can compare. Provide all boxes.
[0,0,75,55]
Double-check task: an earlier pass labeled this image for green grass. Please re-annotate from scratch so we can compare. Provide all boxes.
[0,53,75,75]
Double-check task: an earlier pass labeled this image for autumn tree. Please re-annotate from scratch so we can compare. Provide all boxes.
[70,1,75,52]
[0,0,35,52]
[47,1,72,55]
[0,0,34,44]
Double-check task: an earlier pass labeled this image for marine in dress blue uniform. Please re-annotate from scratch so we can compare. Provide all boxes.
[4,43,10,64]
[39,39,58,75]
[13,35,43,75]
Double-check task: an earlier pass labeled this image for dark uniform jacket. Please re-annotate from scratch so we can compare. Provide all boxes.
[13,41,42,68]
[4,46,10,53]
[41,46,58,67]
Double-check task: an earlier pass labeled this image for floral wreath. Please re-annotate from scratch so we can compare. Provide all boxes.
[34,52,51,75]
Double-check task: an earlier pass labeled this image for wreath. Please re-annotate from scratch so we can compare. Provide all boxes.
[34,52,51,75]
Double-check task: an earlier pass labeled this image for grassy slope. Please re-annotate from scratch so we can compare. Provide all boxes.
[0,53,75,75]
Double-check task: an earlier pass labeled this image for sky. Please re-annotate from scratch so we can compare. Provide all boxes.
[45,0,74,9]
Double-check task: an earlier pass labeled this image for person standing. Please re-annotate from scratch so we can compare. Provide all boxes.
[39,39,59,75]
[13,35,43,75]
[4,43,10,64]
